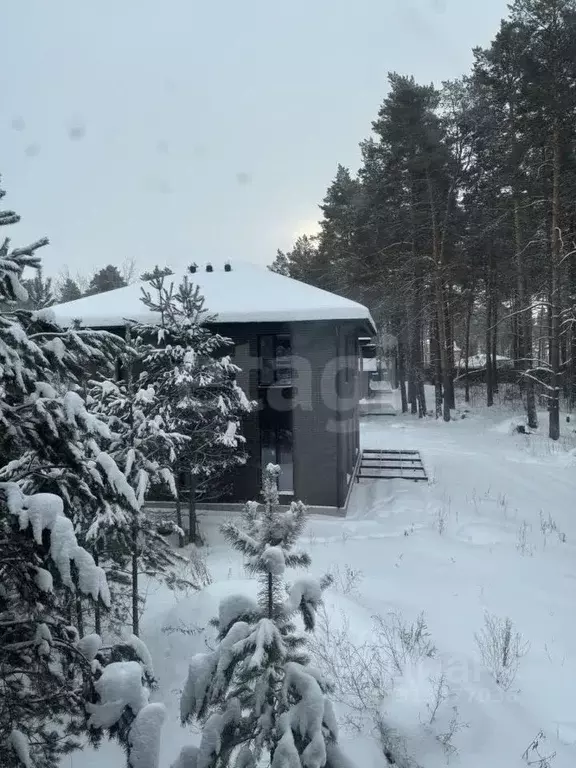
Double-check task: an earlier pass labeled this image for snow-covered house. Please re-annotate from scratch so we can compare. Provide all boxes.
[52,262,375,513]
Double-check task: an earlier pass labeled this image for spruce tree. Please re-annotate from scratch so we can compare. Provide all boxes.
[137,274,254,544]
[173,465,355,768]
[88,346,191,636]
[85,264,127,296]
[22,268,54,309]
[0,178,135,768]
[57,276,82,303]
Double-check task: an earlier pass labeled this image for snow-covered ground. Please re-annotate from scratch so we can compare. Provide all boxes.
[71,389,576,768]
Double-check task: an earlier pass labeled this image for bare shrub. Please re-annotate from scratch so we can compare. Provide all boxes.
[436,706,469,761]
[475,612,529,690]
[312,606,466,764]
[328,563,364,596]
[522,730,556,767]
[539,511,566,546]
[426,673,450,724]
[373,611,437,675]
[375,716,421,768]
[516,521,533,556]
[310,607,436,731]
[435,504,449,535]
[187,544,212,588]
[310,605,388,729]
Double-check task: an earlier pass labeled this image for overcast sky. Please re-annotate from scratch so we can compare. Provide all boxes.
[2,0,509,282]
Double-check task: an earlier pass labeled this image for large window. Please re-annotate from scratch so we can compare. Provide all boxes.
[259,333,293,387]
[260,402,294,494]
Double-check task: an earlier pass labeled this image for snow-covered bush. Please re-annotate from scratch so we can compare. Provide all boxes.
[474,612,529,690]
[84,634,167,768]
[173,464,356,768]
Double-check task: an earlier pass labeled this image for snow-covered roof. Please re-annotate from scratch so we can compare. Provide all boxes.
[52,262,376,331]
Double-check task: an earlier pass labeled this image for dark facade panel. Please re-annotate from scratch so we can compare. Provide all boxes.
[289,322,339,507]
[95,319,362,509]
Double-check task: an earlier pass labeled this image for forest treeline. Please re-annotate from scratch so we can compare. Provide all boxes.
[271,0,576,438]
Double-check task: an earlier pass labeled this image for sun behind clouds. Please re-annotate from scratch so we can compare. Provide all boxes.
[292,216,321,240]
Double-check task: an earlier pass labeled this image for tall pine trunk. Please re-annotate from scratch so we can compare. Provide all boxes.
[431,317,443,418]
[464,288,474,403]
[549,124,561,440]
[445,295,456,409]
[492,294,499,395]
[514,199,538,428]
[131,523,139,636]
[485,260,494,408]
[427,170,451,422]
[188,471,199,544]
[398,335,408,413]
[175,478,185,548]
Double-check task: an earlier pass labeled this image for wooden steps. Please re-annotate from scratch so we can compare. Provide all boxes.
[356,449,427,482]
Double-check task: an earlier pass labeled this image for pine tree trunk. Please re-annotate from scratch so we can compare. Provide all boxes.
[409,174,424,418]
[398,337,408,413]
[464,289,473,403]
[267,573,274,619]
[492,296,499,395]
[188,471,198,544]
[431,318,443,419]
[406,311,418,415]
[549,124,561,441]
[417,320,427,417]
[75,597,84,637]
[445,297,456,409]
[131,522,139,636]
[175,477,185,548]
[94,549,101,635]
[514,199,538,428]
[569,322,576,412]
[486,265,494,408]
[427,170,451,422]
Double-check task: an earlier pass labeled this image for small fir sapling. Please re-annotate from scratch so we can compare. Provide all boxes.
[173,464,356,768]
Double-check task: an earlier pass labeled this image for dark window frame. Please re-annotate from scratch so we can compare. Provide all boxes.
[258,332,293,387]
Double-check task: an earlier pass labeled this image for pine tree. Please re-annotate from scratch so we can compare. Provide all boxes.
[85,264,127,296]
[138,274,254,544]
[22,268,54,309]
[57,276,82,303]
[140,265,174,282]
[173,464,355,768]
[269,236,322,287]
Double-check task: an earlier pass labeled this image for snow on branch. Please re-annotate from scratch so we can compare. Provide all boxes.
[1,483,110,605]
